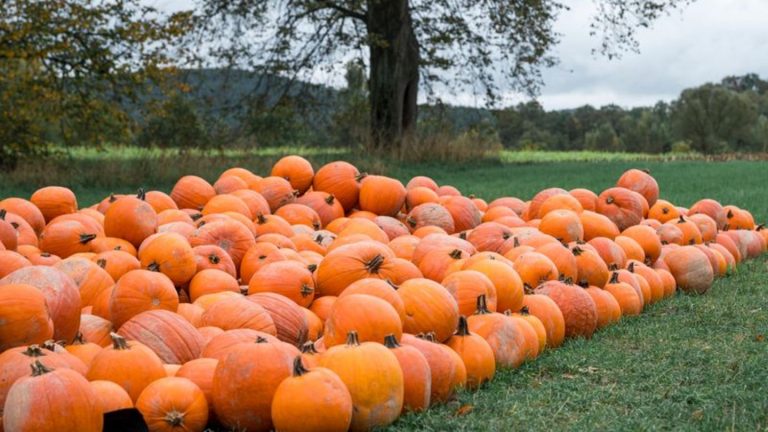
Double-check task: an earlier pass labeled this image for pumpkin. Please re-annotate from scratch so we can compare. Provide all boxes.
[603,272,642,316]
[662,246,714,294]
[213,175,248,195]
[323,293,402,347]
[136,377,209,432]
[78,314,114,346]
[188,269,239,302]
[400,333,466,404]
[64,336,103,368]
[272,155,315,194]
[671,216,703,245]
[212,338,295,432]
[0,198,46,235]
[0,250,31,279]
[4,361,103,431]
[445,315,495,390]
[90,237,138,255]
[0,210,18,251]
[404,203,454,235]
[535,280,598,339]
[110,269,179,328]
[441,270,497,316]
[53,257,114,307]
[538,193,584,217]
[272,356,354,432]
[30,186,78,223]
[138,232,196,286]
[0,265,81,343]
[311,163,364,212]
[202,194,252,219]
[176,358,218,419]
[170,176,216,210]
[616,169,659,206]
[463,258,524,313]
[275,203,322,229]
[382,335,431,413]
[89,380,134,413]
[117,310,205,364]
[358,175,407,216]
[219,167,262,187]
[503,310,541,361]
[316,241,399,297]
[188,219,255,269]
[442,196,482,232]
[648,199,680,223]
[586,237,627,270]
[319,331,404,431]
[572,246,610,288]
[466,222,516,254]
[41,219,99,259]
[247,260,315,307]
[406,187,440,211]
[248,292,309,346]
[689,198,727,230]
[87,333,166,402]
[200,296,277,334]
[252,176,297,212]
[200,329,280,361]
[397,278,459,342]
[514,252,559,289]
[596,187,644,231]
[104,192,158,248]
[0,283,54,351]
[340,278,406,322]
[627,261,664,304]
[467,295,528,369]
[406,176,439,191]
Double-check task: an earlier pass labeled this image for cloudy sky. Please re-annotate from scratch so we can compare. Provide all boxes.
[148,0,768,110]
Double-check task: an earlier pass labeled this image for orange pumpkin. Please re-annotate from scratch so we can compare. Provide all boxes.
[272,155,315,194]
[514,252,559,289]
[596,187,644,231]
[136,376,209,432]
[188,219,256,268]
[441,270,497,316]
[53,257,114,307]
[4,361,103,431]
[109,269,179,328]
[323,293,402,347]
[316,241,398,297]
[463,257,524,313]
[446,316,495,389]
[467,295,528,369]
[0,198,46,235]
[320,331,404,431]
[616,169,659,206]
[313,162,364,211]
[212,338,295,432]
[358,175,407,216]
[89,380,134,413]
[87,333,166,402]
[0,284,54,351]
[272,356,353,432]
[200,296,277,334]
[30,186,78,223]
[604,272,642,316]
[442,196,482,232]
[104,192,158,248]
[398,278,460,342]
[0,250,31,279]
[139,232,196,286]
[535,280,598,339]
[382,335,431,413]
[39,220,98,259]
[662,246,714,294]
[189,268,240,302]
[648,199,680,223]
[118,310,204,364]
[170,176,216,210]
[400,333,466,404]
[689,198,727,230]
[0,265,81,343]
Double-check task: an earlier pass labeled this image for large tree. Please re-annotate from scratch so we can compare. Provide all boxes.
[186,0,693,148]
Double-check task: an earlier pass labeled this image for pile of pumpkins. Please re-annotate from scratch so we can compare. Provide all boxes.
[0,156,766,432]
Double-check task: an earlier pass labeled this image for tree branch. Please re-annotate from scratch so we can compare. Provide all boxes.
[316,1,366,22]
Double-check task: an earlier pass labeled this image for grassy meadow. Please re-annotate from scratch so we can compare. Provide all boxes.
[2,149,767,430]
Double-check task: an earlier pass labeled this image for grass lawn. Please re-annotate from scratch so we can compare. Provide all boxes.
[2,151,767,430]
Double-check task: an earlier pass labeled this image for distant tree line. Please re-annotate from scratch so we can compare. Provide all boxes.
[493,73,768,154]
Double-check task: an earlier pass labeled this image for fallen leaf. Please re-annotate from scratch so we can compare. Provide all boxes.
[562,373,577,380]
[755,334,765,342]
[454,404,474,417]
[691,409,704,420]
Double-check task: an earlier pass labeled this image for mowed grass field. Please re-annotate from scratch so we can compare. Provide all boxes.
[2,151,767,430]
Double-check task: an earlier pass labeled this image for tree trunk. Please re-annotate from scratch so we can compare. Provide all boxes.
[367,0,419,150]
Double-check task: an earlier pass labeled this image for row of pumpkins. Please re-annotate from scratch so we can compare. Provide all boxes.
[0,157,766,431]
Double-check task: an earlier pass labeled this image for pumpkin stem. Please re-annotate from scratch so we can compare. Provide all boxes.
[110,333,129,350]
[164,411,185,427]
[756,223,765,231]
[520,306,530,315]
[458,231,467,240]
[726,209,734,219]
[109,194,117,203]
[383,334,400,349]
[96,258,107,268]
[418,332,437,343]
[513,237,520,248]
[345,331,360,346]
[678,215,686,223]
[72,332,86,345]
[313,234,325,245]
[356,172,368,182]
[609,272,619,284]
[292,356,309,377]
[307,263,318,273]
[449,249,463,260]
[41,339,60,351]
[79,233,97,244]
[608,263,618,271]
[256,336,268,343]
[571,247,583,256]
[324,194,335,205]
[300,341,318,354]
[208,254,220,264]
[40,252,51,257]
[406,217,417,228]
[30,360,53,377]
[455,316,470,336]
[662,207,669,214]
[190,213,203,221]
[22,345,45,357]
[523,283,535,295]
[137,188,146,201]
[606,196,615,205]
[628,262,636,273]
[147,262,161,272]
[385,279,400,290]
[257,214,268,224]
[0,209,5,220]
[561,276,574,285]
[474,295,491,315]
[366,254,385,273]
[300,284,314,297]
[312,221,321,230]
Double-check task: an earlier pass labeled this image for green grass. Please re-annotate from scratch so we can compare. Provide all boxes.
[2,150,768,430]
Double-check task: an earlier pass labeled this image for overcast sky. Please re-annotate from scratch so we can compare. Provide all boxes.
[149,0,768,110]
